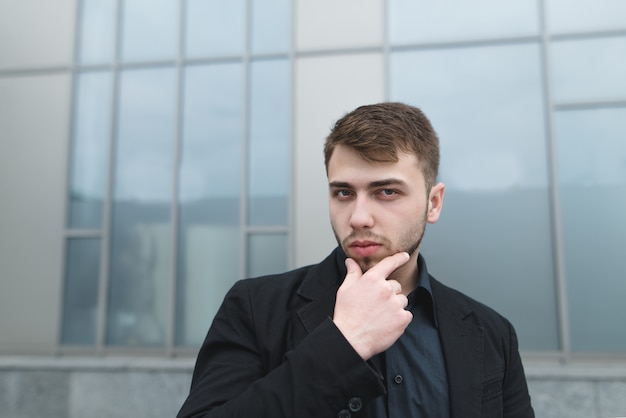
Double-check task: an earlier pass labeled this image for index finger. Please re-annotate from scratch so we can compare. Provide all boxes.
[362,252,410,281]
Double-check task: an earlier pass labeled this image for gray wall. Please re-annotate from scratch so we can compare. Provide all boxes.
[1,360,626,418]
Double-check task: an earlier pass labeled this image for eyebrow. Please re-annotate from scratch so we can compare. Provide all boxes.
[328,178,407,189]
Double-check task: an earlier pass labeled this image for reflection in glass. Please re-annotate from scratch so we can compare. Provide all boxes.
[61,238,100,345]
[247,233,288,278]
[388,0,538,44]
[547,0,626,34]
[69,71,112,229]
[78,0,116,64]
[251,0,291,54]
[107,68,177,346]
[391,44,559,350]
[175,63,244,346]
[551,37,626,103]
[249,59,290,226]
[555,108,626,352]
[121,0,177,61]
[185,0,245,57]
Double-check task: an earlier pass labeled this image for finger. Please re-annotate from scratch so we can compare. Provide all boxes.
[388,280,402,295]
[342,258,362,286]
[364,252,410,281]
[399,294,409,309]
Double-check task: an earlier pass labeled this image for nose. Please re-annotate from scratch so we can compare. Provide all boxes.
[349,195,374,229]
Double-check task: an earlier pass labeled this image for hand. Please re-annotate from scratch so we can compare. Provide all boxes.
[333,252,413,360]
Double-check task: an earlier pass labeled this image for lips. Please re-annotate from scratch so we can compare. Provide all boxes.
[348,240,382,258]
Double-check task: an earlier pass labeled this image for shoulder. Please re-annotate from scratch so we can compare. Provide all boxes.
[431,276,515,334]
[229,248,342,306]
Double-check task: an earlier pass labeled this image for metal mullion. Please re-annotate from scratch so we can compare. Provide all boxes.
[166,0,187,357]
[56,0,84,355]
[538,0,571,363]
[95,0,124,355]
[554,99,626,111]
[382,0,390,101]
[389,35,541,53]
[550,28,626,42]
[64,230,102,238]
[287,0,296,270]
[247,226,289,234]
[240,0,252,279]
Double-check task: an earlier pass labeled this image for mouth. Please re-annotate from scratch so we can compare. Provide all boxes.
[348,240,382,258]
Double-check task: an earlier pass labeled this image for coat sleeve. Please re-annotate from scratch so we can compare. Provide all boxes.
[177,280,386,418]
[502,320,535,418]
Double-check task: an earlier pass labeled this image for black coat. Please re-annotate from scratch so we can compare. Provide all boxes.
[178,248,534,418]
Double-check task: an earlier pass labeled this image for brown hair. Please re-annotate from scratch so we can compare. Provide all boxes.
[324,102,440,190]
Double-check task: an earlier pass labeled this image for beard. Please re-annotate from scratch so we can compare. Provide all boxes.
[332,208,428,273]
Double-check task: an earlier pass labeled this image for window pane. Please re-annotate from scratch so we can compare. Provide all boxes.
[551,36,626,103]
[251,0,291,54]
[247,233,288,278]
[547,0,626,34]
[555,108,626,352]
[61,238,100,345]
[391,44,559,350]
[78,0,116,64]
[69,71,112,229]
[107,68,177,346]
[121,0,178,61]
[389,0,539,44]
[185,0,244,57]
[176,63,244,346]
[248,59,290,226]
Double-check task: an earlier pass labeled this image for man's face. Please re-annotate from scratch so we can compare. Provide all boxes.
[328,144,443,273]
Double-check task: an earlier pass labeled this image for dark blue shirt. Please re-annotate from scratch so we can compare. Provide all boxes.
[336,250,450,417]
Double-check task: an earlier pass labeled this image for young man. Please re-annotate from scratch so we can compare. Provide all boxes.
[177,103,534,418]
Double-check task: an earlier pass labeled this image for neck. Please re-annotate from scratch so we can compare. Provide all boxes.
[389,251,420,296]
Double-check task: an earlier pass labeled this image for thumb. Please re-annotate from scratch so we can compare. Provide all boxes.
[342,258,362,286]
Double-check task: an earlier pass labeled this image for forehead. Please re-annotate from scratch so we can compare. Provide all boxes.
[327,145,423,184]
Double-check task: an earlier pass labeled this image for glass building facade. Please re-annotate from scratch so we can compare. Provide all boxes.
[2,0,625,361]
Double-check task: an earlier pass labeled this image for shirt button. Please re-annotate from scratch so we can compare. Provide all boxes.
[337,409,351,418]
[394,374,404,384]
[348,397,363,412]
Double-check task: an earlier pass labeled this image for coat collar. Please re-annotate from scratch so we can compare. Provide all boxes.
[295,248,344,333]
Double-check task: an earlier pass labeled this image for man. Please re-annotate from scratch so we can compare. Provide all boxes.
[177,103,534,418]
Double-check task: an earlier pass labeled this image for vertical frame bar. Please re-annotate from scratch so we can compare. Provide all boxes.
[537,0,571,362]
[95,0,123,354]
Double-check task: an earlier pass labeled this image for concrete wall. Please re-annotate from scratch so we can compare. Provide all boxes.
[1,359,626,418]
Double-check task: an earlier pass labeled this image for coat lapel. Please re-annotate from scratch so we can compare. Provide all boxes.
[432,278,484,418]
[291,249,343,343]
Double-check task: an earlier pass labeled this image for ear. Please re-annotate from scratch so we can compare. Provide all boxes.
[426,182,445,224]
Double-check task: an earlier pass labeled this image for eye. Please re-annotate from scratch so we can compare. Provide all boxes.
[377,188,400,199]
[334,189,353,199]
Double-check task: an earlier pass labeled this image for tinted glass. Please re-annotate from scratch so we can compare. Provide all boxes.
[547,0,626,33]
[251,0,291,54]
[247,233,288,278]
[554,108,626,352]
[69,71,112,229]
[551,36,626,103]
[121,0,177,61]
[389,0,539,44]
[391,43,559,350]
[176,63,244,346]
[185,0,245,57]
[248,59,290,226]
[107,68,177,346]
[78,0,116,64]
[61,238,100,345]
